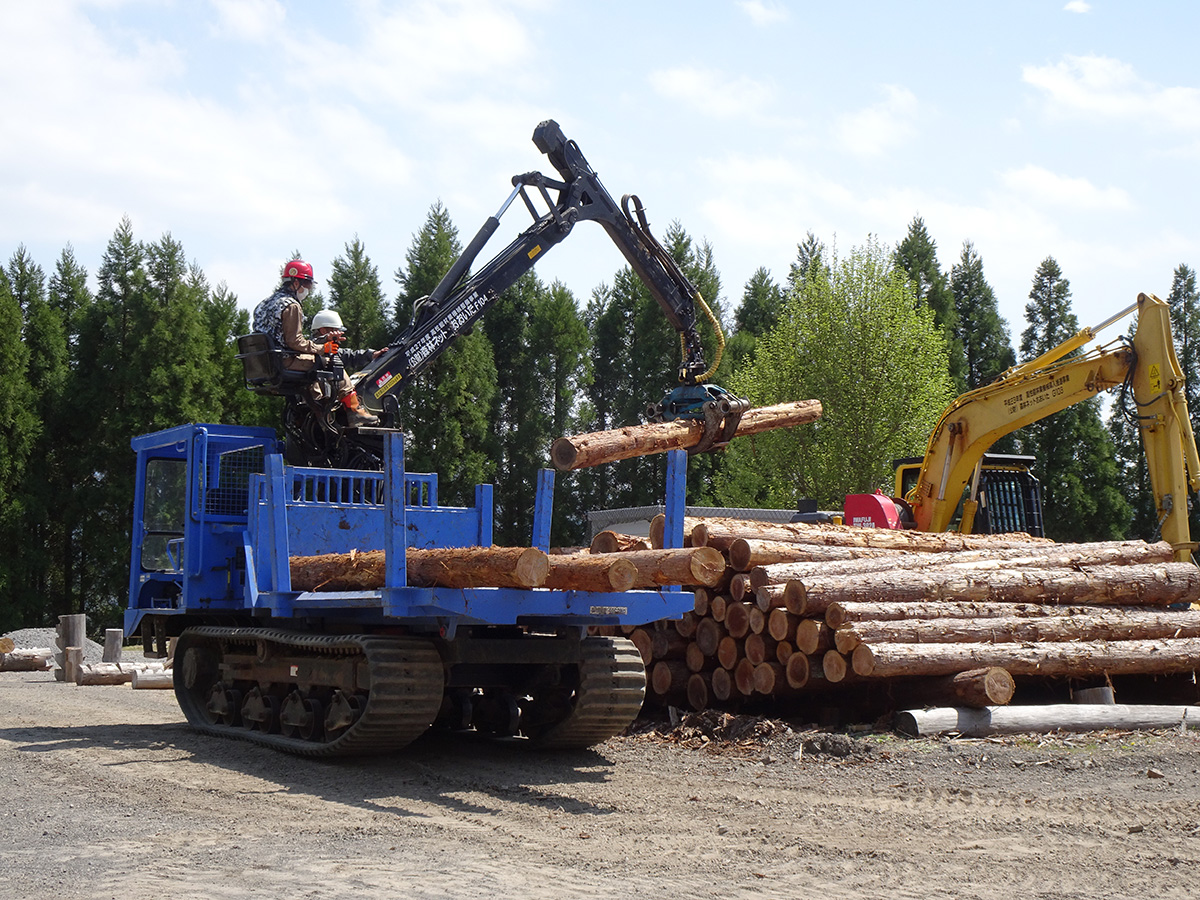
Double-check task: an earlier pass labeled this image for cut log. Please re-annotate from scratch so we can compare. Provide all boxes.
[743,539,1174,585]
[775,641,794,665]
[896,703,1200,738]
[717,636,741,670]
[692,587,711,617]
[730,573,753,602]
[290,546,552,591]
[674,611,700,639]
[550,400,823,471]
[589,530,650,553]
[650,660,690,696]
[685,642,711,673]
[695,617,726,658]
[794,619,834,655]
[887,668,1016,709]
[767,608,801,642]
[785,652,811,689]
[853,637,1200,679]
[651,629,688,660]
[734,658,757,696]
[711,666,734,702]
[755,582,805,613]
[709,594,728,623]
[724,601,753,639]
[103,629,123,663]
[130,669,174,690]
[822,650,849,684]
[629,628,654,665]
[748,606,766,636]
[793,563,1200,611]
[689,516,1049,553]
[55,615,86,682]
[752,661,803,696]
[75,661,168,686]
[0,637,14,654]
[614,547,727,588]
[834,609,1200,655]
[728,538,898,571]
[687,672,712,711]
[1,648,53,671]
[825,600,1092,629]
[744,633,779,666]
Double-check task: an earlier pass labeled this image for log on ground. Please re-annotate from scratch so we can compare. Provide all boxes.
[896,703,1199,737]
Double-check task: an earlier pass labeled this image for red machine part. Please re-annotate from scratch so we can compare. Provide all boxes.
[844,491,902,529]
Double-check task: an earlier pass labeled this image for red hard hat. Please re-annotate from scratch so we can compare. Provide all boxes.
[282,259,316,283]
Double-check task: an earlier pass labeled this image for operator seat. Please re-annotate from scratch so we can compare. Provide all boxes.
[235,333,335,396]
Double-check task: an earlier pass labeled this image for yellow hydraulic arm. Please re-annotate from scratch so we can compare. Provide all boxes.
[906,292,1200,561]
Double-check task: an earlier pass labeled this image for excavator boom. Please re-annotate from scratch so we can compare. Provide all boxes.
[908,292,1200,561]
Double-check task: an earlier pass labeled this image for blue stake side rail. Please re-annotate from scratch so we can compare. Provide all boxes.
[126,424,693,640]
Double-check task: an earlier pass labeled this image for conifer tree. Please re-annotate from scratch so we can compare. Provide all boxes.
[0,255,43,630]
[328,236,389,349]
[392,203,497,504]
[726,266,783,371]
[949,241,1015,390]
[894,217,968,392]
[1017,257,1129,541]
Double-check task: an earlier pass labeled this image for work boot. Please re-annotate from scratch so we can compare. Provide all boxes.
[341,393,380,427]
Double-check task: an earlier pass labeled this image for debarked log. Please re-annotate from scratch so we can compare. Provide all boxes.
[888,667,1016,709]
[290,547,552,590]
[688,517,1049,553]
[895,703,1199,737]
[550,400,823,471]
[610,547,727,588]
[1,648,53,671]
[852,637,1200,679]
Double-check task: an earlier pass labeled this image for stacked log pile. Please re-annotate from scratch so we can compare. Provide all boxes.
[607,516,1200,713]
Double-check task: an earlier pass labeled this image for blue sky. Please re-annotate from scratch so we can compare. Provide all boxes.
[5,1,1200,352]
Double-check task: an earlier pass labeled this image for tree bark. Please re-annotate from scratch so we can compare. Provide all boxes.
[746,540,1173,588]
[689,516,1049,553]
[824,600,1093,629]
[613,547,727,588]
[792,563,1200,611]
[550,400,823,471]
[589,531,650,553]
[1,648,53,671]
[833,610,1200,655]
[853,637,1200,679]
[290,546,553,591]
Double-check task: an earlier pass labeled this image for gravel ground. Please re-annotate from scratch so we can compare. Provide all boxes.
[4,627,138,664]
[2,667,1198,900]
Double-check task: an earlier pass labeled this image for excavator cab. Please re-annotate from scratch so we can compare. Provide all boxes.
[893,454,1045,537]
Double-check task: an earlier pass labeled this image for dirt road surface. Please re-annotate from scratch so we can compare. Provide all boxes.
[2,669,1198,899]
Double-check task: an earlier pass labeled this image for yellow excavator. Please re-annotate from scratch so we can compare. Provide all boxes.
[899,292,1200,562]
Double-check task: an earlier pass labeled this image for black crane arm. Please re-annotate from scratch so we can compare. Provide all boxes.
[355,120,716,420]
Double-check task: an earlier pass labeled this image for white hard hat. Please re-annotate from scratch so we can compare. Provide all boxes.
[311,309,344,332]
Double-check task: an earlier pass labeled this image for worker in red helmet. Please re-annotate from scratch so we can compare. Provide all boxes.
[252,259,379,426]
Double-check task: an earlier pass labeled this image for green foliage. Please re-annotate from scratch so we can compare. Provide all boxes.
[894,217,968,393]
[1016,257,1130,541]
[950,241,1016,390]
[392,203,496,506]
[716,236,955,510]
[328,236,389,349]
[727,266,784,372]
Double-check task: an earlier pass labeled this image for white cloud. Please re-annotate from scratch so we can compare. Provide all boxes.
[737,0,789,26]
[1001,165,1131,210]
[833,85,918,157]
[1024,55,1200,130]
[648,66,776,118]
[208,0,285,42]
[1064,1,1091,13]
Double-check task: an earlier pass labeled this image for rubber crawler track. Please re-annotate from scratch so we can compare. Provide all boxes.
[174,627,444,758]
[528,636,647,750]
